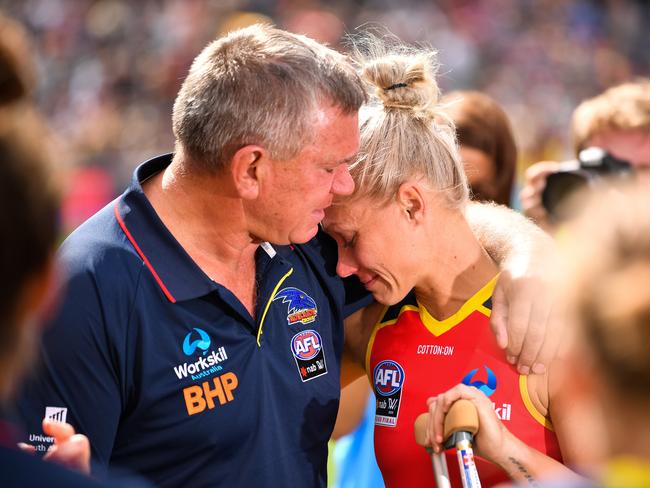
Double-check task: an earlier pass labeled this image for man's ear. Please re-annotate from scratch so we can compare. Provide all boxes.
[230,145,266,200]
[397,182,426,223]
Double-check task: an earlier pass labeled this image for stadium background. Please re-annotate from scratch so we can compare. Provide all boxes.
[1,0,648,232]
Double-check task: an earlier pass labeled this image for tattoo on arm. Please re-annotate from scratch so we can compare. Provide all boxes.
[507,456,540,488]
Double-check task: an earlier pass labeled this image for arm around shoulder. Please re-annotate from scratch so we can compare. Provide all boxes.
[466,201,561,374]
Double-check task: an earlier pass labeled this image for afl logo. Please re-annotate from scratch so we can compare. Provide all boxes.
[291,330,322,360]
[373,360,405,397]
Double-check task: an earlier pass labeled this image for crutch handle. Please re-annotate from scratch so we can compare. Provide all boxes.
[413,399,479,446]
[444,399,479,439]
[414,412,430,447]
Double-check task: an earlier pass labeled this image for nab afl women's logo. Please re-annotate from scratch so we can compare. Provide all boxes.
[373,360,405,396]
[291,330,322,360]
[290,330,328,382]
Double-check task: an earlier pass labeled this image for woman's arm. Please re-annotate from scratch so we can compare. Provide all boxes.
[427,384,582,485]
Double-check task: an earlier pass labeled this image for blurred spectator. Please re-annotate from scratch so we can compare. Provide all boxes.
[520,79,650,231]
[541,183,650,487]
[0,10,106,487]
[442,90,518,206]
[0,0,646,208]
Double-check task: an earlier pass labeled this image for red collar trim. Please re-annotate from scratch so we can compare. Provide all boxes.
[113,203,176,303]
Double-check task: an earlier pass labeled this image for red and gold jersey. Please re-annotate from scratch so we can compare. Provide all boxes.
[367,277,563,487]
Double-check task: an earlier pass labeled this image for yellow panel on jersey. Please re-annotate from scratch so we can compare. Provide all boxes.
[418,275,498,336]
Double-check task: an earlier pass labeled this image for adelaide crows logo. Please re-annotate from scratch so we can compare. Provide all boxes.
[273,287,318,325]
[462,365,497,397]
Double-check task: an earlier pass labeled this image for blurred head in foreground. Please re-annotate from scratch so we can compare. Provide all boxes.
[558,183,650,468]
[0,12,60,404]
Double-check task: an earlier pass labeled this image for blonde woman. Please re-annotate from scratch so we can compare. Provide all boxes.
[323,43,574,487]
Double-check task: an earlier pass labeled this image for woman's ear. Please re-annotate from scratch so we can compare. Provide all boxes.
[397,182,426,223]
[230,145,267,200]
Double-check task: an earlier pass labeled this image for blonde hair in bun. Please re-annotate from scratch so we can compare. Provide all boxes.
[347,34,468,207]
[363,52,440,113]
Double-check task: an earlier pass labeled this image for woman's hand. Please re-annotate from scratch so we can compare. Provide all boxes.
[425,383,515,466]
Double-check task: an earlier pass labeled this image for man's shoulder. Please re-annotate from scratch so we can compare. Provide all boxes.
[0,447,107,488]
[59,200,142,283]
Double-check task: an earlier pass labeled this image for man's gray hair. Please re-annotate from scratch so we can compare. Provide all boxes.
[172,24,367,172]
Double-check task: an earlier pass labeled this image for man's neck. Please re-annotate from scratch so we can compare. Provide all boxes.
[142,157,259,317]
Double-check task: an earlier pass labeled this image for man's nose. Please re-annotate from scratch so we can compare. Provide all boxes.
[331,163,355,196]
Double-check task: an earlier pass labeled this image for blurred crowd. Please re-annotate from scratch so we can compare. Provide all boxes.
[0,0,648,231]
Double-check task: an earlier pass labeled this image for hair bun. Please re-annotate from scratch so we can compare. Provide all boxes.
[361,52,441,113]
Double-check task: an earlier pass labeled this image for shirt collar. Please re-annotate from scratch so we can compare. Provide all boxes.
[114,153,218,303]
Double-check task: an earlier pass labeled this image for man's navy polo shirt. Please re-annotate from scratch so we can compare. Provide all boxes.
[17,154,371,487]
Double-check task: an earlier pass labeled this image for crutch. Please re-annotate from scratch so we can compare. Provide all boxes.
[414,399,481,488]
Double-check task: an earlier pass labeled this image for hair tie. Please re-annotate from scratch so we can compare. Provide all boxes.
[384,82,407,91]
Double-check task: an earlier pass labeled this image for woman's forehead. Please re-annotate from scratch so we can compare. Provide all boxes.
[324,200,368,226]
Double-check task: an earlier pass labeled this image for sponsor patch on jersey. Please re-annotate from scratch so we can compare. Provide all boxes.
[28,406,66,453]
[416,344,455,356]
[183,327,211,356]
[44,406,67,423]
[273,287,318,325]
[462,365,512,420]
[173,327,229,382]
[182,372,239,416]
[373,360,405,427]
[290,329,328,382]
[461,365,497,396]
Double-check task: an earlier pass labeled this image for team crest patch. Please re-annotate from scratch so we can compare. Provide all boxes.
[273,287,318,325]
[373,360,406,427]
[290,329,328,382]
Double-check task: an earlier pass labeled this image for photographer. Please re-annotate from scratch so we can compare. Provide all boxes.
[521,79,650,232]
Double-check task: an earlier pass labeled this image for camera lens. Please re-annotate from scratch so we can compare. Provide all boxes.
[542,171,590,222]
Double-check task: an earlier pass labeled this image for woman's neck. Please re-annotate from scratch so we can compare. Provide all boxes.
[415,210,499,320]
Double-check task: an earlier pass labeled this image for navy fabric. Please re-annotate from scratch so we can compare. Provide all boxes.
[0,417,110,488]
[16,154,371,488]
[0,447,108,488]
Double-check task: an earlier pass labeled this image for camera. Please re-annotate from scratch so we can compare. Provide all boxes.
[541,147,633,221]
